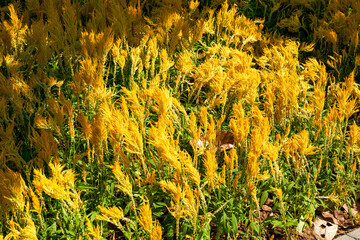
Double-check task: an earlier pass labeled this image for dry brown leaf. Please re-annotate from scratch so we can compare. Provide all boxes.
[260,198,273,222]
[298,226,317,240]
[334,210,346,225]
[265,198,274,206]
[342,203,350,213]
[322,209,352,227]
[189,135,208,149]
[189,131,234,151]
[313,216,338,240]
[215,131,234,151]
[343,202,359,216]
[261,205,272,212]
[322,211,339,225]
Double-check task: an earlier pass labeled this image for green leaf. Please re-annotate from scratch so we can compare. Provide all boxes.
[260,191,268,207]
[231,214,238,235]
[251,221,260,234]
[47,222,57,233]
[221,212,227,224]
[285,219,298,227]
[272,220,283,228]
[77,185,97,191]
[286,183,295,192]
[124,201,132,215]
[87,211,98,222]
[199,223,211,240]
[30,111,36,127]
[152,201,167,218]
[66,230,76,238]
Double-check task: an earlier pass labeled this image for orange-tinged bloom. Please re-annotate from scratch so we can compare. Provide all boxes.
[271,187,283,203]
[247,152,259,179]
[139,199,153,234]
[86,217,103,240]
[0,168,27,215]
[159,180,181,201]
[28,187,42,215]
[33,160,81,212]
[151,220,163,240]
[96,205,124,222]
[292,130,318,156]
[3,4,28,51]
[204,150,217,188]
[111,162,133,196]
[180,151,200,186]
[230,103,250,145]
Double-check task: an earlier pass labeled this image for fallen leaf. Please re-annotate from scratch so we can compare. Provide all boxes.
[343,202,359,217]
[189,136,208,149]
[313,216,338,240]
[334,210,346,225]
[215,131,234,151]
[262,205,272,212]
[322,211,339,225]
[298,226,317,240]
[189,131,234,151]
[343,201,360,225]
[265,198,274,207]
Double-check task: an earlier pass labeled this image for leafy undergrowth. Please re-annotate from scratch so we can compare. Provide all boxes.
[0,0,359,239]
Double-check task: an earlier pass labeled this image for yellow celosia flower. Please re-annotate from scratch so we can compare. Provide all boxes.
[257,172,270,181]
[189,0,200,12]
[112,38,127,70]
[28,187,42,215]
[176,50,194,76]
[148,118,182,173]
[159,48,174,79]
[271,187,283,203]
[348,123,360,148]
[204,150,217,188]
[130,46,141,82]
[86,217,103,240]
[159,180,181,200]
[111,162,133,196]
[292,130,318,156]
[247,152,259,179]
[249,128,264,158]
[277,12,302,33]
[151,220,163,240]
[181,151,200,186]
[34,115,53,130]
[0,168,27,215]
[90,113,108,148]
[138,199,153,234]
[2,4,28,51]
[199,106,208,130]
[6,218,38,240]
[248,182,259,208]
[230,103,250,145]
[33,160,82,212]
[189,111,201,143]
[299,42,316,52]
[30,130,58,167]
[328,191,341,206]
[96,205,124,222]
[123,118,144,155]
[49,159,75,188]
[77,111,91,136]
[80,28,114,63]
[182,185,199,222]
[147,86,173,117]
